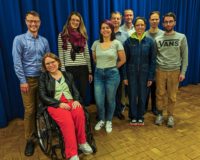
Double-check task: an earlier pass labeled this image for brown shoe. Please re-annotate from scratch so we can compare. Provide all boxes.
[117,113,125,120]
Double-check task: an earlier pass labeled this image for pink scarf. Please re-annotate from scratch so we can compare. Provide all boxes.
[61,27,86,61]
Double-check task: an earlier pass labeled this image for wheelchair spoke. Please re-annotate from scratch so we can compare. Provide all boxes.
[36,113,52,154]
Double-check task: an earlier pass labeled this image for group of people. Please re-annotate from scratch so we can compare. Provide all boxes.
[12,11,93,160]
[12,8,188,160]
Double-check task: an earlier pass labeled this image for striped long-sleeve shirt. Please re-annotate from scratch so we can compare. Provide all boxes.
[58,33,92,73]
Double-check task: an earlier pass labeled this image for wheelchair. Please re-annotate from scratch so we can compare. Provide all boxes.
[36,103,97,160]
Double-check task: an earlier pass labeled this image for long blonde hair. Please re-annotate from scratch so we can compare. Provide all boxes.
[62,12,88,40]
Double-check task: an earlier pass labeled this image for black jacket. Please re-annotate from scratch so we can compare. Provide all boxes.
[39,71,81,108]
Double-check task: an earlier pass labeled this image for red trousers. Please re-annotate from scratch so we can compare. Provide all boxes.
[48,95,86,158]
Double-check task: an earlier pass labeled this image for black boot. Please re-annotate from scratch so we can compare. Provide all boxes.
[24,140,35,156]
[152,106,159,115]
[117,112,125,120]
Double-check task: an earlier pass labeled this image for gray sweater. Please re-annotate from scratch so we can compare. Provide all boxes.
[145,29,164,40]
[155,31,188,76]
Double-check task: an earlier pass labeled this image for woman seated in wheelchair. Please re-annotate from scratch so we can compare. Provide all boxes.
[39,53,93,160]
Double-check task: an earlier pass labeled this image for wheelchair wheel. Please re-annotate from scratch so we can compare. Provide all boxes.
[36,110,52,155]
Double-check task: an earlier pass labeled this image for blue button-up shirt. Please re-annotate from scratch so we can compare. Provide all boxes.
[120,24,135,36]
[12,31,50,83]
[115,28,129,45]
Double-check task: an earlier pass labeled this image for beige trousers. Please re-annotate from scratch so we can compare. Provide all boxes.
[21,77,38,140]
[156,69,180,116]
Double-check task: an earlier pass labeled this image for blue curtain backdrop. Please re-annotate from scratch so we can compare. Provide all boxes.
[0,0,200,127]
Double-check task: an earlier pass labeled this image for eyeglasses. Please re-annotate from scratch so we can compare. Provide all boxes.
[70,18,80,23]
[45,60,56,66]
[26,19,40,24]
[163,20,174,25]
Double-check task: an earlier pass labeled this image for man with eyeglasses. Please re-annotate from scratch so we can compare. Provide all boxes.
[12,11,50,156]
[154,12,188,128]
[145,11,164,116]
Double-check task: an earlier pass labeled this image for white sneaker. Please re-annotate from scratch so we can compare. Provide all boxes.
[167,116,174,128]
[105,121,112,133]
[69,155,79,160]
[79,142,93,155]
[155,114,163,126]
[95,120,105,131]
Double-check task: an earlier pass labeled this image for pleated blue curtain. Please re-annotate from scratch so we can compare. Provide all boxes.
[0,0,200,127]
[0,48,9,127]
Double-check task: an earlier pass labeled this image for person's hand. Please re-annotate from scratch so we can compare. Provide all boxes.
[59,103,71,110]
[147,81,152,87]
[20,83,29,94]
[72,101,82,110]
[124,80,128,85]
[89,74,93,83]
[179,74,185,82]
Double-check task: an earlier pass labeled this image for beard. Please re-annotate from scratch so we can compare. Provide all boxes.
[165,28,173,33]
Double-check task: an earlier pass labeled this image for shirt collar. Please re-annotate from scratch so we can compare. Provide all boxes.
[115,30,122,35]
[164,31,176,36]
[123,24,134,30]
[116,28,128,35]
[131,32,146,41]
[26,31,39,39]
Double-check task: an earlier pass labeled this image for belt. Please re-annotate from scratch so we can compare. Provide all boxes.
[26,76,39,79]
[96,66,117,70]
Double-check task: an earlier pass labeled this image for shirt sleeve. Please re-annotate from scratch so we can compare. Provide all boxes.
[122,39,129,80]
[148,39,156,80]
[58,33,65,71]
[116,40,124,51]
[91,40,98,52]
[180,35,188,76]
[12,36,27,84]
[84,42,92,73]
[44,38,50,53]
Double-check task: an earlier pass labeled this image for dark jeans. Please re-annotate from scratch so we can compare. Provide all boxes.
[145,81,156,110]
[65,65,89,105]
[128,70,148,120]
[114,68,124,116]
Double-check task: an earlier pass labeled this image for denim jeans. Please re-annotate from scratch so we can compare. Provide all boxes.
[94,67,120,121]
[114,67,124,116]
